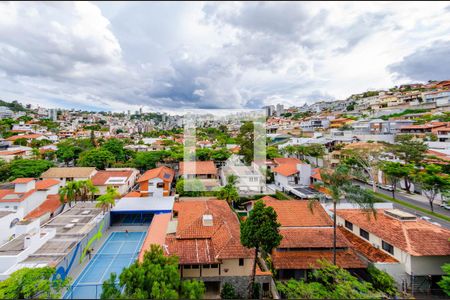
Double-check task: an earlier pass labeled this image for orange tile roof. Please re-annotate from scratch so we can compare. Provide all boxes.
[179,161,217,175]
[139,213,171,262]
[36,179,60,190]
[0,150,26,155]
[311,168,322,181]
[279,228,348,248]
[91,170,134,185]
[272,249,367,270]
[137,166,174,183]
[260,197,332,227]
[11,178,35,184]
[123,191,141,197]
[338,227,398,263]
[336,209,450,256]
[6,134,43,141]
[273,164,298,176]
[0,189,35,203]
[163,199,253,264]
[25,195,61,220]
[273,157,302,165]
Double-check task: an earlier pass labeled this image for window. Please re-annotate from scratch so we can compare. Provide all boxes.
[239,258,244,266]
[360,228,369,240]
[157,182,164,188]
[382,241,394,255]
[203,264,218,269]
[345,220,353,230]
[149,182,154,186]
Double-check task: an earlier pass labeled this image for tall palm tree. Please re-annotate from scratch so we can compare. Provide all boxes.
[58,181,80,209]
[307,144,326,167]
[314,164,376,265]
[282,145,296,158]
[96,186,120,214]
[78,180,99,202]
[217,175,239,206]
[295,145,309,160]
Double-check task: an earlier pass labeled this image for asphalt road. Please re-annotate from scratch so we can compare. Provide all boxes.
[354,181,450,229]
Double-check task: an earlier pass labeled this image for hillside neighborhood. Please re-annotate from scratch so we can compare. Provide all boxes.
[0,79,447,299]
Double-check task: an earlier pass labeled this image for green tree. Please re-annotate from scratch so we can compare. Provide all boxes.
[132,151,168,171]
[78,148,115,170]
[438,263,450,296]
[101,245,204,299]
[317,165,376,264]
[7,159,53,181]
[0,267,70,299]
[96,186,120,213]
[266,146,282,159]
[13,138,28,146]
[78,179,99,202]
[217,175,239,206]
[395,134,428,165]
[380,161,411,199]
[306,144,325,166]
[211,148,232,161]
[241,200,282,298]
[415,164,450,212]
[55,141,76,166]
[180,280,206,300]
[237,121,254,164]
[195,148,212,161]
[220,283,237,299]
[59,181,81,208]
[367,265,397,296]
[102,138,126,162]
[175,179,204,197]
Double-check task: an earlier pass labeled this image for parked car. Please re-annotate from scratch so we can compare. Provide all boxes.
[439,202,450,210]
[378,184,394,191]
[420,216,432,222]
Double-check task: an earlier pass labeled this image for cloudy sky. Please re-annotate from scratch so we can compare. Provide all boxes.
[0,2,449,113]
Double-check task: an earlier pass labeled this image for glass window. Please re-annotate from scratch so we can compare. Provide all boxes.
[382,241,394,255]
[360,228,369,240]
[345,220,353,230]
[239,258,244,266]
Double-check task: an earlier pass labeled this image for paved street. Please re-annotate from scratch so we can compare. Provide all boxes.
[354,181,450,229]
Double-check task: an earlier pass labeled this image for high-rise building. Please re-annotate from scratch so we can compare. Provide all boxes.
[48,108,58,121]
[276,104,284,116]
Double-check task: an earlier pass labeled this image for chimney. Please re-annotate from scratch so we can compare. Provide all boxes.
[202,214,213,226]
[24,235,32,249]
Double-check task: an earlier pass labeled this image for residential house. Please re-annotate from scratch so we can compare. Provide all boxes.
[221,155,266,194]
[251,197,367,280]
[138,199,272,297]
[336,208,450,291]
[40,167,97,185]
[178,161,220,191]
[136,166,174,197]
[272,158,318,198]
[0,148,32,162]
[91,168,139,196]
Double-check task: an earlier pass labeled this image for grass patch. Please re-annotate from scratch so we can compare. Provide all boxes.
[373,192,450,222]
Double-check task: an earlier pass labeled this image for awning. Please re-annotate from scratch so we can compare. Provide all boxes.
[112,196,175,214]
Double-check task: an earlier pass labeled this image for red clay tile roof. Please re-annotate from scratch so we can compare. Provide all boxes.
[260,197,332,227]
[0,150,27,155]
[336,209,450,256]
[273,164,298,176]
[311,168,322,181]
[11,178,35,184]
[164,199,253,264]
[25,195,61,220]
[338,226,398,263]
[273,157,302,165]
[272,249,367,270]
[123,191,141,197]
[139,213,171,262]
[91,170,134,185]
[6,134,43,141]
[279,228,348,248]
[179,161,217,175]
[137,166,174,183]
[36,179,60,190]
[0,189,35,203]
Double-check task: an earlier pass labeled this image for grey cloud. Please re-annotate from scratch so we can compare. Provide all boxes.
[388,40,450,82]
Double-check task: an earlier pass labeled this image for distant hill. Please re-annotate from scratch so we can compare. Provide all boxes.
[0,99,27,112]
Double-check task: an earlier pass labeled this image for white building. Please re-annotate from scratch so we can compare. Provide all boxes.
[221,155,266,194]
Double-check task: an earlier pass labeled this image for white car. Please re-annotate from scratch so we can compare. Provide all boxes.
[420,216,432,222]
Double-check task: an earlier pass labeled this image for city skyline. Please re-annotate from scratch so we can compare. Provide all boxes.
[0,2,449,113]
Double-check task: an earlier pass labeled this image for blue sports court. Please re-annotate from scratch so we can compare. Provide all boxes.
[65,231,145,299]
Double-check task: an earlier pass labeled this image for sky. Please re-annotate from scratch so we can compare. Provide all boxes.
[0,1,449,113]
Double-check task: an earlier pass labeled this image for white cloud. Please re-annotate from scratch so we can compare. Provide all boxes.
[0,1,449,112]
